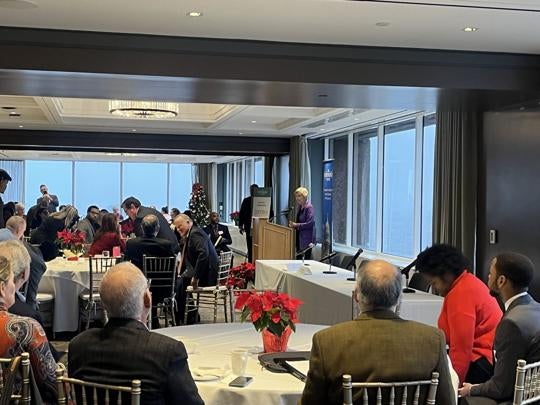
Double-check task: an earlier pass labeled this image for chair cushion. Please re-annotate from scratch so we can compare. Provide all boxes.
[36,293,54,302]
[187,285,228,292]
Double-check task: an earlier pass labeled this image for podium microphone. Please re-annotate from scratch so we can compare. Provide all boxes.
[401,259,417,293]
[296,243,315,259]
[346,248,364,281]
[321,251,338,274]
[269,207,294,223]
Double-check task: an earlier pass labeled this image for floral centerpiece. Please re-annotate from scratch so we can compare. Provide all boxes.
[229,211,240,226]
[56,229,86,258]
[226,262,256,289]
[235,291,303,352]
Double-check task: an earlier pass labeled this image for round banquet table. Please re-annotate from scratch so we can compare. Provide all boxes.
[154,323,327,405]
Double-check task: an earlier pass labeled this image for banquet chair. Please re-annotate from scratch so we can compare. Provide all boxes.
[513,359,540,404]
[407,272,432,293]
[79,256,115,331]
[142,255,177,329]
[185,251,233,324]
[56,368,141,405]
[0,352,31,405]
[342,372,439,405]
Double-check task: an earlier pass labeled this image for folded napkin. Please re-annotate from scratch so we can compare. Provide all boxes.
[191,367,230,382]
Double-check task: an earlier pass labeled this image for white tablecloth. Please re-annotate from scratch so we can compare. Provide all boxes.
[155,323,325,405]
[255,260,443,327]
[38,257,90,332]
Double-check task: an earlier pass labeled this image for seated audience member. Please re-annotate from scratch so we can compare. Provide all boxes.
[125,215,176,271]
[30,205,79,245]
[174,214,219,324]
[161,206,171,222]
[459,252,540,403]
[15,202,25,219]
[416,244,502,385]
[0,254,58,400]
[300,260,455,405]
[0,216,48,309]
[26,202,49,235]
[203,212,232,255]
[76,205,101,243]
[88,213,125,257]
[122,197,179,251]
[3,201,15,224]
[120,217,135,237]
[69,262,203,405]
[112,206,123,221]
[170,208,180,221]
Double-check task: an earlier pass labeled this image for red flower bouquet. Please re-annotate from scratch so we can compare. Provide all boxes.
[226,262,256,289]
[229,211,240,221]
[235,291,303,337]
[56,229,86,256]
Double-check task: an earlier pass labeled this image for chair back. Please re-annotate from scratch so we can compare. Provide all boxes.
[0,352,31,405]
[56,368,141,405]
[514,359,540,405]
[342,372,439,405]
[219,251,233,267]
[408,273,431,293]
[142,256,177,299]
[88,256,115,300]
[217,252,233,286]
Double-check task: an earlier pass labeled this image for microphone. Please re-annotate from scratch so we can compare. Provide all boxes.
[321,251,338,274]
[296,243,315,259]
[346,248,364,281]
[279,207,294,214]
[269,207,294,223]
[401,259,417,293]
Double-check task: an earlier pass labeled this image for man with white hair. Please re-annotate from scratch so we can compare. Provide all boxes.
[300,260,455,405]
[69,262,203,405]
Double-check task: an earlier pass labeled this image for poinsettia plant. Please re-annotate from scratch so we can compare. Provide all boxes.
[227,262,256,289]
[56,229,86,255]
[235,291,303,337]
[229,211,240,221]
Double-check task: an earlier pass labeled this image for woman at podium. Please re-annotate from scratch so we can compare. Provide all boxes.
[289,187,316,260]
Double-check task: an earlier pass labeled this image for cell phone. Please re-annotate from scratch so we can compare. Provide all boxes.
[228,376,253,388]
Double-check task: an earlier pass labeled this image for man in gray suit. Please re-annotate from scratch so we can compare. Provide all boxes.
[300,260,455,405]
[459,252,540,404]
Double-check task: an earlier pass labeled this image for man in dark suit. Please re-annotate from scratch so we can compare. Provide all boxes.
[173,213,219,323]
[203,212,232,254]
[238,183,258,263]
[69,262,203,405]
[0,169,11,228]
[36,184,59,213]
[125,215,176,271]
[122,196,179,252]
[300,259,455,405]
[459,252,540,404]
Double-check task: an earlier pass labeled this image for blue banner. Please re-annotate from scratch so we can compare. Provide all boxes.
[322,159,334,258]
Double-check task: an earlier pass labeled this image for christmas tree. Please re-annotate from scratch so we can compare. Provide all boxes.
[188,183,210,227]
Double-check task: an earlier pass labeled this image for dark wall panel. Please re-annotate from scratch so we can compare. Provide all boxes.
[308,139,324,244]
[478,112,540,300]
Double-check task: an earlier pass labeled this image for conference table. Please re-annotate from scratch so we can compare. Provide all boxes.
[155,323,324,405]
[38,257,90,332]
[255,260,444,327]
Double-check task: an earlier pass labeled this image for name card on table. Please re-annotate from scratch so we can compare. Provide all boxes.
[296,264,312,276]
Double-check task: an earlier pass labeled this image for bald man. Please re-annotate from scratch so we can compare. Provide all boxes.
[300,260,455,405]
[69,262,203,405]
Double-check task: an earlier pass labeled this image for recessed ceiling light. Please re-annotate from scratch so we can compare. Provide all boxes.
[0,0,38,9]
[9,112,21,117]
[239,132,244,135]
[1,106,16,110]
[519,106,526,111]
[462,26,479,32]
[187,11,202,17]
[251,120,257,123]
[106,152,122,156]
[18,125,23,128]
[375,22,391,27]
[354,118,360,121]
[320,128,325,131]
[131,129,137,132]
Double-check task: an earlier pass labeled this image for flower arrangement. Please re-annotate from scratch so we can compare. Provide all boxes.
[235,291,303,337]
[229,211,240,225]
[226,262,256,289]
[56,229,86,257]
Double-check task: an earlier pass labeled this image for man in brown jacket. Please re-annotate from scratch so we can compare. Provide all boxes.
[300,259,455,405]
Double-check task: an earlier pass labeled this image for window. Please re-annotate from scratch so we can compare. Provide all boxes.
[352,131,378,250]
[254,158,264,186]
[122,163,168,208]
[169,163,192,212]
[382,121,416,257]
[421,116,436,249]
[24,160,73,210]
[331,136,349,244]
[324,113,436,259]
[74,162,121,212]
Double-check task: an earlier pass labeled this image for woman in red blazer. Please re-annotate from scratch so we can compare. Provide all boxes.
[88,213,125,256]
[415,244,502,386]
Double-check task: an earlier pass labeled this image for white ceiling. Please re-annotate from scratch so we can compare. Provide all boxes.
[0,0,539,54]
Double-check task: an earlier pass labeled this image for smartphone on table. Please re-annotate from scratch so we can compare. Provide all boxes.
[228,376,253,388]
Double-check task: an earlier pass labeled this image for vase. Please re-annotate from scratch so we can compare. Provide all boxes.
[261,327,292,353]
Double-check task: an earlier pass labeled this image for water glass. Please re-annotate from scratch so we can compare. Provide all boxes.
[231,350,249,376]
[102,250,110,258]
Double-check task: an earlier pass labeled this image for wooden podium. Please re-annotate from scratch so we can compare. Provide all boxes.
[252,218,295,262]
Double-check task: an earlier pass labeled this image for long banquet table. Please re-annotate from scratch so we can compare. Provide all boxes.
[38,257,90,332]
[155,323,325,405]
[255,260,443,327]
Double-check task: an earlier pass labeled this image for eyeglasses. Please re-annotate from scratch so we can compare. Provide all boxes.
[90,211,100,215]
